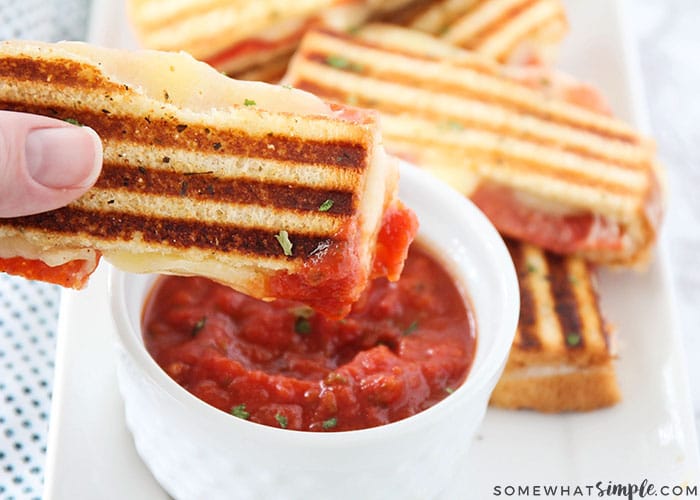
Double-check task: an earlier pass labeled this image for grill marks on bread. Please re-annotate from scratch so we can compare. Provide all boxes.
[384,0,568,64]
[285,26,663,266]
[493,240,621,412]
[0,52,368,263]
[506,239,610,362]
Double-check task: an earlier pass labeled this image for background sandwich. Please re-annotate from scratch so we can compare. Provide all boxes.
[376,0,568,65]
[126,0,420,82]
[0,40,417,318]
[490,238,621,412]
[283,24,665,267]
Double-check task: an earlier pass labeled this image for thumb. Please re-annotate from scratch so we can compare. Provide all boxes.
[0,111,102,218]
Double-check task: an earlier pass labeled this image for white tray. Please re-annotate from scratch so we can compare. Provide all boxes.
[43,1,700,498]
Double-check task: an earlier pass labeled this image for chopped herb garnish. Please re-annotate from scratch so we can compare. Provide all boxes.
[176,124,188,133]
[322,417,337,430]
[403,320,419,335]
[439,120,464,131]
[162,156,170,163]
[527,263,538,273]
[325,55,363,72]
[244,98,257,106]
[318,199,334,212]
[64,118,81,126]
[282,84,293,90]
[566,332,582,347]
[213,142,222,150]
[275,413,288,428]
[568,276,580,286]
[231,404,250,420]
[294,317,312,335]
[192,317,206,336]
[274,230,293,256]
[444,387,455,394]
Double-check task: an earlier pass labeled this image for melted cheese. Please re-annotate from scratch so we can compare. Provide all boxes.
[43,41,332,117]
[0,236,97,268]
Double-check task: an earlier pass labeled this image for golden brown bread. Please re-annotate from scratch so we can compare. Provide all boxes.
[126,0,419,81]
[0,40,416,318]
[379,0,568,65]
[283,24,665,267]
[490,239,621,412]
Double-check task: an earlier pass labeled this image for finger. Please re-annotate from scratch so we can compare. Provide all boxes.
[0,111,102,218]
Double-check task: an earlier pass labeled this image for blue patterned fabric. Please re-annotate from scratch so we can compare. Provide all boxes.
[0,1,90,496]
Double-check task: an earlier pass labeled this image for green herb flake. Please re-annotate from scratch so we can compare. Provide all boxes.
[294,317,312,335]
[64,118,82,126]
[244,98,257,106]
[527,263,538,273]
[318,199,334,212]
[275,413,288,429]
[566,332,582,347]
[322,417,337,430]
[403,320,419,335]
[274,230,293,256]
[231,404,250,420]
[444,387,455,394]
[325,55,363,72]
[439,120,464,131]
[192,316,207,336]
[568,276,580,286]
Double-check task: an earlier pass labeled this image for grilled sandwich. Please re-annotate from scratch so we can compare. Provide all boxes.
[490,238,621,412]
[0,40,417,318]
[379,0,568,65]
[126,0,418,82]
[127,0,434,82]
[283,24,665,267]
[127,0,339,79]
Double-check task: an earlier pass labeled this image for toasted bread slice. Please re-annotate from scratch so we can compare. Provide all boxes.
[0,40,417,318]
[126,0,416,80]
[378,0,567,65]
[283,25,665,267]
[490,239,621,412]
[126,0,338,74]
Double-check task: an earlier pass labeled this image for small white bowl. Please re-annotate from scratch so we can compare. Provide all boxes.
[109,162,519,500]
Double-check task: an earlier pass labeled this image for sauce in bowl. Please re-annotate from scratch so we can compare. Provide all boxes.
[142,244,476,431]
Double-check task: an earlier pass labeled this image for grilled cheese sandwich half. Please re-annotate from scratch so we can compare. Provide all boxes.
[127,0,341,77]
[490,239,621,412]
[379,0,568,65]
[283,24,665,267]
[0,40,417,318]
[126,0,418,82]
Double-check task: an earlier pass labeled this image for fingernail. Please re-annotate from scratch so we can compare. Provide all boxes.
[25,126,102,188]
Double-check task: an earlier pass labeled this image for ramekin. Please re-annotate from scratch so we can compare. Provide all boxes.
[109,161,519,500]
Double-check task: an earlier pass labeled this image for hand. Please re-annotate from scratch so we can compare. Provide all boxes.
[0,111,102,218]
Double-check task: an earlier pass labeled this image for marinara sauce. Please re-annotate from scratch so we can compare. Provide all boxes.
[142,244,476,432]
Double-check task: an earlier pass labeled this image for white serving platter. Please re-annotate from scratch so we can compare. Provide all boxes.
[43,0,700,498]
